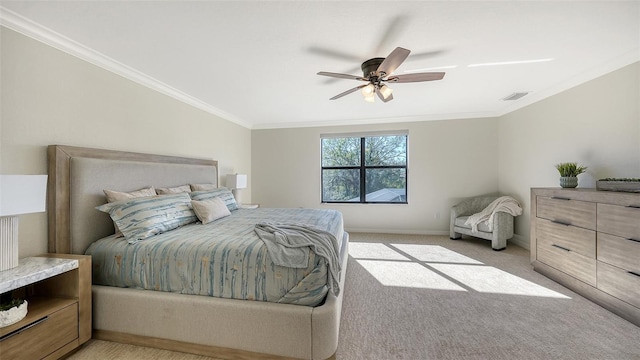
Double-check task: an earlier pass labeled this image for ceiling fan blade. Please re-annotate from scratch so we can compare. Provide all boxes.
[330,84,367,100]
[386,72,445,83]
[317,71,367,81]
[373,15,409,55]
[308,46,363,62]
[376,47,411,76]
[375,88,394,103]
[403,49,447,61]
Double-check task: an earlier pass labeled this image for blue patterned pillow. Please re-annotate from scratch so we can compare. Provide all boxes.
[190,187,238,211]
[96,193,197,243]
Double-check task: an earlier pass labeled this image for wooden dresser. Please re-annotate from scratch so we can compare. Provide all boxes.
[530,188,640,327]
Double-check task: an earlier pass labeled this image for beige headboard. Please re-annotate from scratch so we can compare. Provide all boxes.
[48,145,218,254]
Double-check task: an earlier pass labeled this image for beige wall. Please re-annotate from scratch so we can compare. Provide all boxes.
[498,61,640,246]
[1,27,252,258]
[252,118,500,234]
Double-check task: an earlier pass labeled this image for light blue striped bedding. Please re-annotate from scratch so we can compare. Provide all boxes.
[85,208,344,306]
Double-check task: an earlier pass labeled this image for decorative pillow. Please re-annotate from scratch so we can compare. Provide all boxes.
[96,193,197,244]
[191,197,231,224]
[103,186,157,237]
[190,183,217,191]
[156,184,191,195]
[190,188,238,211]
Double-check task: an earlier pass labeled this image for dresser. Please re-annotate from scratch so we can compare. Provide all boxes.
[0,254,91,359]
[530,188,640,327]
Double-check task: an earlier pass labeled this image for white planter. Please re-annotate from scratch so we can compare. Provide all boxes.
[0,300,28,328]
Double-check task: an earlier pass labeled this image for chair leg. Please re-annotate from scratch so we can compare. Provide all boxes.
[492,236,507,251]
[450,232,462,240]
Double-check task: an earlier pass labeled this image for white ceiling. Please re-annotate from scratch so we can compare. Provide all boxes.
[1,1,639,129]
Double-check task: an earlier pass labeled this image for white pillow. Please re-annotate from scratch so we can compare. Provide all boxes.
[156,184,191,195]
[191,197,231,224]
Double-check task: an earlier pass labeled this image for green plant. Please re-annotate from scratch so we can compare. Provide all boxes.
[555,162,587,177]
[0,298,24,311]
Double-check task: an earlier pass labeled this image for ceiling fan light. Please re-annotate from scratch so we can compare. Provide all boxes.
[363,94,375,103]
[379,84,393,100]
[361,83,375,96]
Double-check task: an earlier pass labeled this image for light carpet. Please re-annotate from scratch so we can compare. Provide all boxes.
[68,233,640,360]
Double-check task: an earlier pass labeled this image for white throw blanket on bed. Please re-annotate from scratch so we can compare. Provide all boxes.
[464,196,523,232]
[255,222,341,295]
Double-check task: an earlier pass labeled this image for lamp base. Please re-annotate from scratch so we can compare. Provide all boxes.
[0,216,19,271]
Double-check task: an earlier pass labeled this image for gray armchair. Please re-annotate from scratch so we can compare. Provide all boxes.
[449,195,515,251]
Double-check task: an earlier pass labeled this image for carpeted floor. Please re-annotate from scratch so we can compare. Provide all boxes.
[68,233,640,360]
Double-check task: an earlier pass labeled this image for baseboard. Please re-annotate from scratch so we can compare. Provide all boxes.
[509,233,529,250]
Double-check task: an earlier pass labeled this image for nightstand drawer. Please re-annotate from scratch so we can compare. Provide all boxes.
[597,232,640,272]
[597,261,640,309]
[597,203,640,240]
[536,218,595,258]
[0,302,78,359]
[537,196,596,230]
[537,241,596,286]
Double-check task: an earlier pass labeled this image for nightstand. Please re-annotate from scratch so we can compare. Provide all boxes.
[0,254,91,359]
[239,204,259,209]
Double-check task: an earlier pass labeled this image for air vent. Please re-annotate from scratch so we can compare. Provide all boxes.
[502,92,529,101]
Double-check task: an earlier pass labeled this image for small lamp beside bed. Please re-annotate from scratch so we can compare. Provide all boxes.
[0,175,48,271]
[226,173,247,204]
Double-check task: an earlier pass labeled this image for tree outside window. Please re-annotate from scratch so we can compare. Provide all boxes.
[321,134,407,203]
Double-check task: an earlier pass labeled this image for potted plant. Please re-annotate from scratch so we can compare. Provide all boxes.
[0,297,28,328]
[555,162,587,188]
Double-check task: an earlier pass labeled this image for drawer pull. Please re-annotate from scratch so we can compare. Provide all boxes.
[552,244,571,252]
[627,205,640,209]
[552,196,571,201]
[628,238,640,243]
[552,220,571,226]
[0,316,48,342]
[628,271,640,278]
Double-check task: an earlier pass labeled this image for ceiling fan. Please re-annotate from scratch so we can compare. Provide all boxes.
[317,47,445,103]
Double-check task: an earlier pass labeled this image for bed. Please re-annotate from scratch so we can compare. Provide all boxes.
[47,145,349,360]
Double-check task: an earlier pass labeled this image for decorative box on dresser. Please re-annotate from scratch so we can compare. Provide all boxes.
[0,254,91,359]
[530,188,640,327]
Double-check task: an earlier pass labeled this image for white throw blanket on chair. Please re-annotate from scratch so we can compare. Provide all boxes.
[464,196,523,232]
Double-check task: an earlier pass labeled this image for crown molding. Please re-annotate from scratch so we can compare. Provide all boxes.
[0,7,252,129]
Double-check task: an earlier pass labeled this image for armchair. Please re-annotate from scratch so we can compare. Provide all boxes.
[449,195,516,251]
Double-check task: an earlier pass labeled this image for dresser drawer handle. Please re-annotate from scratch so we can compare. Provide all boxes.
[628,271,640,278]
[552,244,571,252]
[627,205,640,209]
[628,238,640,243]
[0,316,48,342]
[552,220,571,226]
[552,197,571,201]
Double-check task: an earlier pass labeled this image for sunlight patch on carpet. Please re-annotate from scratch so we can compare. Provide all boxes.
[391,244,483,264]
[349,242,410,261]
[356,260,467,291]
[429,264,571,298]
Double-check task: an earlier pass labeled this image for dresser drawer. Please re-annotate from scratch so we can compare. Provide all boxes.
[536,218,595,258]
[537,240,596,286]
[537,196,596,230]
[597,261,640,309]
[0,302,78,359]
[597,232,640,272]
[597,203,640,240]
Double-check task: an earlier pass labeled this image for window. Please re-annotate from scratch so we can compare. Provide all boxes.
[321,133,408,203]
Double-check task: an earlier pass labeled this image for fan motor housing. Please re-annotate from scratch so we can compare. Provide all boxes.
[361,58,385,77]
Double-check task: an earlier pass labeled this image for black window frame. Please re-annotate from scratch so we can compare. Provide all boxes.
[321,134,408,204]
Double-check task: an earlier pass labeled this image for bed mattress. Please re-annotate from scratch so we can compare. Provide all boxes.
[85,208,344,306]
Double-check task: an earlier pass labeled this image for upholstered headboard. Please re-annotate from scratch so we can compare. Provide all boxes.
[48,145,218,254]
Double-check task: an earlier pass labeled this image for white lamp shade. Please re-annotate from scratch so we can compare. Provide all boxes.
[0,175,48,216]
[226,174,247,190]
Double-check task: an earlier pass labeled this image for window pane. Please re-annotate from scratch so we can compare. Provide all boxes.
[364,135,407,166]
[322,169,360,202]
[365,168,406,202]
[322,137,361,167]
